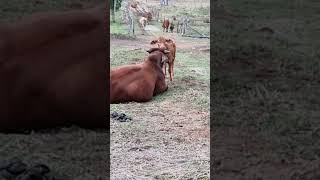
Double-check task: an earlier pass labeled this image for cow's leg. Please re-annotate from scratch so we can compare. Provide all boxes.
[168,63,172,81]
[171,60,175,79]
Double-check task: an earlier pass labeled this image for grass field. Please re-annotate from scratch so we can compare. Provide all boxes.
[110,2,210,179]
[0,1,108,179]
[212,0,320,179]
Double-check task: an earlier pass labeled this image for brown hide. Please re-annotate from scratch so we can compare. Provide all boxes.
[0,6,108,132]
[150,37,176,81]
[110,48,168,103]
[162,18,170,32]
[142,12,152,21]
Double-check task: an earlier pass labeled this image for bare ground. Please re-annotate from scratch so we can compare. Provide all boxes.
[212,0,320,179]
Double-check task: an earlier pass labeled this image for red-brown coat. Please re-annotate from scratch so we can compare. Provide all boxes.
[162,18,170,32]
[110,48,169,103]
[0,6,108,132]
[150,37,176,81]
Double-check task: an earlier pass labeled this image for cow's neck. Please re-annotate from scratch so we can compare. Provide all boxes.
[145,53,163,70]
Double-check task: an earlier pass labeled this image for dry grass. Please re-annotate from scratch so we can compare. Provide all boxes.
[212,0,320,179]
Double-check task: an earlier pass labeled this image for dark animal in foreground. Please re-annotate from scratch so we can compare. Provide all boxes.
[150,37,176,81]
[162,18,170,32]
[0,157,55,180]
[0,6,108,132]
[110,48,169,103]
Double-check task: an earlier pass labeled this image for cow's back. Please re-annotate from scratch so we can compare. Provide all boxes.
[111,64,156,103]
[0,6,108,132]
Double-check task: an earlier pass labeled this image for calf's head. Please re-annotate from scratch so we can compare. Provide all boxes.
[146,48,169,68]
[150,37,174,51]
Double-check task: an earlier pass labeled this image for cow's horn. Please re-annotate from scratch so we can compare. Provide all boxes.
[164,50,170,53]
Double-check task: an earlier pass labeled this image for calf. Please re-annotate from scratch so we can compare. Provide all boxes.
[139,16,147,35]
[162,18,170,32]
[110,48,169,103]
[142,12,152,22]
[0,6,108,132]
[150,37,176,81]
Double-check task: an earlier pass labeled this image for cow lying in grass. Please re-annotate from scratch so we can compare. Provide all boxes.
[110,48,169,103]
[150,36,176,81]
[0,6,108,132]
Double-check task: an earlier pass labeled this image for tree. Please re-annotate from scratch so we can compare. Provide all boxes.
[111,0,123,22]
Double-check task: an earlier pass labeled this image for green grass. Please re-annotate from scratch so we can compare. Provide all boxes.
[110,21,129,36]
[111,45,210,110]
[111,47,146,67]
[110,10,139,39]
[110,11,128,36]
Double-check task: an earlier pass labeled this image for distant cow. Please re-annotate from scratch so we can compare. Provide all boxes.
[0,6,108,132]
[110,48,169,103]
[162,18,170,32]
[169,22,174,33]
[142,12,152,22]
[150,37,176,81]
[139,16,147,34]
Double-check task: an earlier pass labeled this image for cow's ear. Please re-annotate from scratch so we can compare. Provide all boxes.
[150,40,158,44]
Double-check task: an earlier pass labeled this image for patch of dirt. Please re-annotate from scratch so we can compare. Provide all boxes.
[111,101,209,179]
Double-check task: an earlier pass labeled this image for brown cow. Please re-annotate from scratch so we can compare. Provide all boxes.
[162,18,170,32]
[150,37,176,81]
[0,6,108,132]
[142,12,152,22]
[110,48,169,103]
